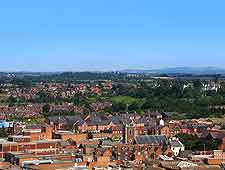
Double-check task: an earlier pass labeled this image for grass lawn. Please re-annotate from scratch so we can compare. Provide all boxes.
[110,96,145,105]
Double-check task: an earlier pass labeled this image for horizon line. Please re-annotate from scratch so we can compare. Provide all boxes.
[0,66,225,73]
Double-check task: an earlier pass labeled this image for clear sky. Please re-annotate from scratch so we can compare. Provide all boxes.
[0,0,225,71]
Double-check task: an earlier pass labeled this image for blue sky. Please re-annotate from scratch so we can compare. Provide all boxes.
[0,0,225,71]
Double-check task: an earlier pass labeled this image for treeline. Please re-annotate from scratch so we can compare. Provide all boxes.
[177,134,221,151]
[7,72,132,84]
[112,80,225,119]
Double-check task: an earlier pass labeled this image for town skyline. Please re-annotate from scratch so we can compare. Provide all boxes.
[1,1,225,169]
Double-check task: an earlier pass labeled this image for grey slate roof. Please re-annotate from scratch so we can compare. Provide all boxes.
[25,124,47,129]
[135,135,167,145]
[170,140,184,148]
[48,115,83,125]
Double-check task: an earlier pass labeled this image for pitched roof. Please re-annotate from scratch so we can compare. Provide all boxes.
[135,135,167,145]
[170,140,184,148]
[209,131,225,140]
[25,124,44,129]
[49,115,84,125]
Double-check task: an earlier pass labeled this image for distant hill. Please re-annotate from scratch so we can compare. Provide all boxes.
[1,67,225,76]
[121,67,225,75]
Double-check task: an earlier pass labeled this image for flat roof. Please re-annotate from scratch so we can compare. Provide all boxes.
[31,139,63,143]
[0,139,17,145]
[0,139,63,145]
[8,135,31,138]
[15,153,74,159]
[55,130,74,135]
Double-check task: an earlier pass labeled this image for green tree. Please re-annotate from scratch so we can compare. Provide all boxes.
[43,104,50,113]
[0,128,8,138]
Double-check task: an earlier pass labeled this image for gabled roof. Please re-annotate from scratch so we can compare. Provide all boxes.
[135,135,167,145]
[149,112,162,117]
[48,116,67,124]
[170,140,184,148]
[65,115,83,125]
[191,124,209,129]
[209,131,225,140]
[197,130,209,138]
[109,115,123,125]
[49,115,84,125]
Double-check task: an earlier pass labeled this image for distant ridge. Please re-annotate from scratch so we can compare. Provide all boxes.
[1,67,225,75]
[121,67,225,75]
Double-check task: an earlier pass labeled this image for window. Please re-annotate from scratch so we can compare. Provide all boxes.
[129,130,133,135]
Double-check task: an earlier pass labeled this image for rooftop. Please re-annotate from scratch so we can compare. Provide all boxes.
[170,140,184,148]
[0,139,17,145]
[55,130,75,135]
[135,135,167,145]
[8,135,31,139]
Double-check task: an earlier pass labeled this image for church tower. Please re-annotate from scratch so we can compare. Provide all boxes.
[124,121,136,144]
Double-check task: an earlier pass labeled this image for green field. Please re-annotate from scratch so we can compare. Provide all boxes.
[111,96,144,104]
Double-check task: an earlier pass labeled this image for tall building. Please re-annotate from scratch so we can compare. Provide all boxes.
[124,121,137,144]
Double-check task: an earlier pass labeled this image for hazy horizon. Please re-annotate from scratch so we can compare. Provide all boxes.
[1,66,225,73]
